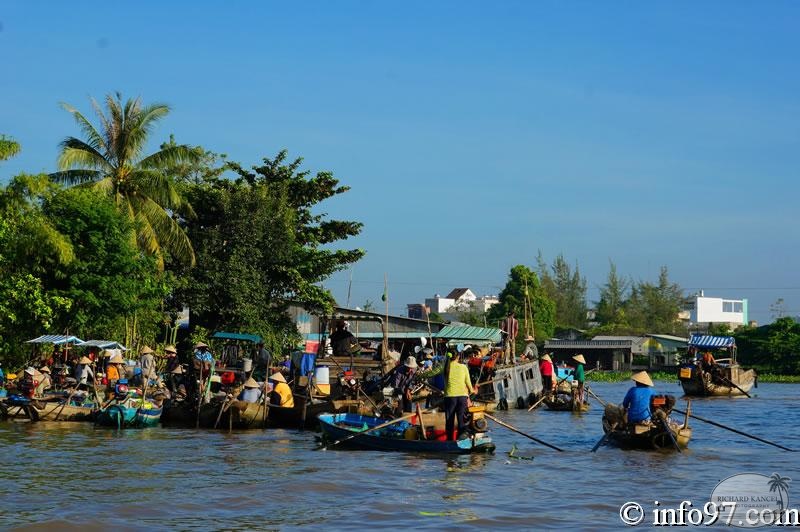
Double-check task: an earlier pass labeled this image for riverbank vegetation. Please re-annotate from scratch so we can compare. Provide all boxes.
[0,94,363,368]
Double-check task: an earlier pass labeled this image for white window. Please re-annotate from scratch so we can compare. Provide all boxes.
[723,301,733,312]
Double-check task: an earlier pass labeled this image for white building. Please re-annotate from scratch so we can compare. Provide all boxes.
[685,291,748,329]
[423,288,499,318]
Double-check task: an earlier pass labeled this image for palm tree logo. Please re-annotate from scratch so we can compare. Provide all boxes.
[768,473,791,511]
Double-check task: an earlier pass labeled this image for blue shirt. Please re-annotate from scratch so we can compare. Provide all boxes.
[194,349,213,362]
[623,386,654,423]
[238,388,261,403]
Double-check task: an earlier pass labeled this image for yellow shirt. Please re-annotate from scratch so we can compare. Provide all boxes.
[445,361,473,397]
[107,365,120,381]
[271,382,295,407]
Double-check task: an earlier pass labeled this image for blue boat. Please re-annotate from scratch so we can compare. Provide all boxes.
[318,413,495,454]
[96,396,162,429]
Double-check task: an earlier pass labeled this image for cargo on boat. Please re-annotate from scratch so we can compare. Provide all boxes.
[601,395,691,451]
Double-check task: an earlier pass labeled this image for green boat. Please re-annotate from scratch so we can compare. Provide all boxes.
[96,396,162,428]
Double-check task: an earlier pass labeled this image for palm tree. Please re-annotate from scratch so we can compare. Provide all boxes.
[52,93,198,268]
[768,473,791,510]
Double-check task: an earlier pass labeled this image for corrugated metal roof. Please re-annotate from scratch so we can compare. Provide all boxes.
[26,335,83,345]
[545,339,633,349]
[435,325,502,343]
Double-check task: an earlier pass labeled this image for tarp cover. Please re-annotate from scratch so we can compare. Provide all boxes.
[688,334,736,348]
[77,340,128,351]
[26,335,83,345]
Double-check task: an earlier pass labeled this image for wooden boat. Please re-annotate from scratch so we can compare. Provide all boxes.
[95,396,162,428]
[0,394,96,422]
[543,393,589,413]
[601,398,691,451]
[679,335,755,397]
[318,413,495,454]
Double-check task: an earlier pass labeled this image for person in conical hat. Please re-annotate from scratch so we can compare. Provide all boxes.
[39,366,51,374]
[522,335,538,360]
[35,365,53,396]
[572,354,586,405]
[139,346,156,382]
[170,365,184,375]
[106,354,124,387]
[75,356,95,390]
[623,371,656,424]
[164,345,177,355]
[268,372,294,408]
[539,354,554,394]
[238,377,263,403]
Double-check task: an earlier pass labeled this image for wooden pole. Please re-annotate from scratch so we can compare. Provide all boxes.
[673,408,795,452]
[484,413,564,452]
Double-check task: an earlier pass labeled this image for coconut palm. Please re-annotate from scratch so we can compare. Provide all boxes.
[51,93,198,268]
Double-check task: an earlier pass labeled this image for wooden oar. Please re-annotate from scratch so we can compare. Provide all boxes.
[416,403,427,440]
[319,409,431,451]
[672,408,795,452]
[483,413,563,452]
[655,415,682,453]
[591,433,610,453]
[718,374,751,398]
[526,393,549,412]
[585,386,607,407]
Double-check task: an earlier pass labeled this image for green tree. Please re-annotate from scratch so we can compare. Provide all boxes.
[625,266,685,334]
[51,93,199,268]
[537,252,588,328]
[38,187,169,344]
[595,261,630,327]
[450,301,488,327]
[488,265,556,344]
[0,135,21,161]
[181,150,364,351]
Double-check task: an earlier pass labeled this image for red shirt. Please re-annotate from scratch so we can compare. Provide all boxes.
[540,359,554,377]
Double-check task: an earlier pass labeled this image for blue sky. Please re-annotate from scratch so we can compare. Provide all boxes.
[2,1,799,324]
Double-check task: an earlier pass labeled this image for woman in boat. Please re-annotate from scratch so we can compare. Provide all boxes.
[572,354,586,405]
[35,366,52,396]
[444,350,477,441]
[393,356,418,413]
[539,354,554,395]
[105,354,125,391]
[269,373,294,408]
[238,377,262,403]
[74,356,95,391]
[622,371,655,425]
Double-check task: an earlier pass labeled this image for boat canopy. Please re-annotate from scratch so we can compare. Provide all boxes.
[77,340,128,351]
[688,334,735,348]
[26,335,83,345]
[435,324,502,344]
[211,331,263,343]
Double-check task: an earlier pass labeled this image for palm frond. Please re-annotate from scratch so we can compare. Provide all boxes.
[105,94,125,165]
[123,102,170,163]
[57,137,112,171]
[49,169,103,185]
[133,196,196,266]
[91,177,115,197]
[138,144,201,170]
[128,169,182,209]
[59,102,108,154]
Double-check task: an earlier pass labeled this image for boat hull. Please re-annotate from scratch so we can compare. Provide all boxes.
[96,400,162,428]
[602,404,690,451]
[0,396,95,422]
[544,395,590,412]
[678,364,755,397]
[318,413,495,454]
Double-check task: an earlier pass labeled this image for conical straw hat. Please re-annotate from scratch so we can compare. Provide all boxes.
[269,373,286,383]
[170,365,184,375]
[244,377,259,388]
[140,346,154,355]
[631,371,654,387]
[164,345,177,354]
[108,354,125,364]
[541,354,551,362]
[39,366,51,373]
[572,354,586,364]
[78,356,92,365]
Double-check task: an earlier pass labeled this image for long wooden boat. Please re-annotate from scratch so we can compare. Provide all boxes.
[543,393,590,413]
[318,413,495,454]
[679,335,755,397]
[601,403,691,451]
[0,394,96,422]
[95,397,162,428]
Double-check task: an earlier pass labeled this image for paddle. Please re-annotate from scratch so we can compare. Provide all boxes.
[591,433,610,453]
[318,409,432,451]
[483,413,563,452]
[655,413,682,453]
[672,408,794,452]
[585,386,607,407]
[717,374,751,398]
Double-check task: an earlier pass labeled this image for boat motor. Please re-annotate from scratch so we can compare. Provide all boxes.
[649,394,676,419]
[114,380,130,400]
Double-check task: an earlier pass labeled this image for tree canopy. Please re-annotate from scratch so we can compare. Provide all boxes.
[488,265,556,343]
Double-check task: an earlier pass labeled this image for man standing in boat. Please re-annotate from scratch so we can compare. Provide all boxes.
[329,320,360,358]
[572,354,586,406]
[539,353,554,396]
[500,311,519,365]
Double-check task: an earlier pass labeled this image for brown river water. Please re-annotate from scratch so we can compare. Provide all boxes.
[1,381,798,530]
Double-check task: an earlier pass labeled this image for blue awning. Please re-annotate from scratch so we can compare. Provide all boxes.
[688,334,735,348]
[77,340,128,351]
[212,332,263,343]
[26,335,83,345]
